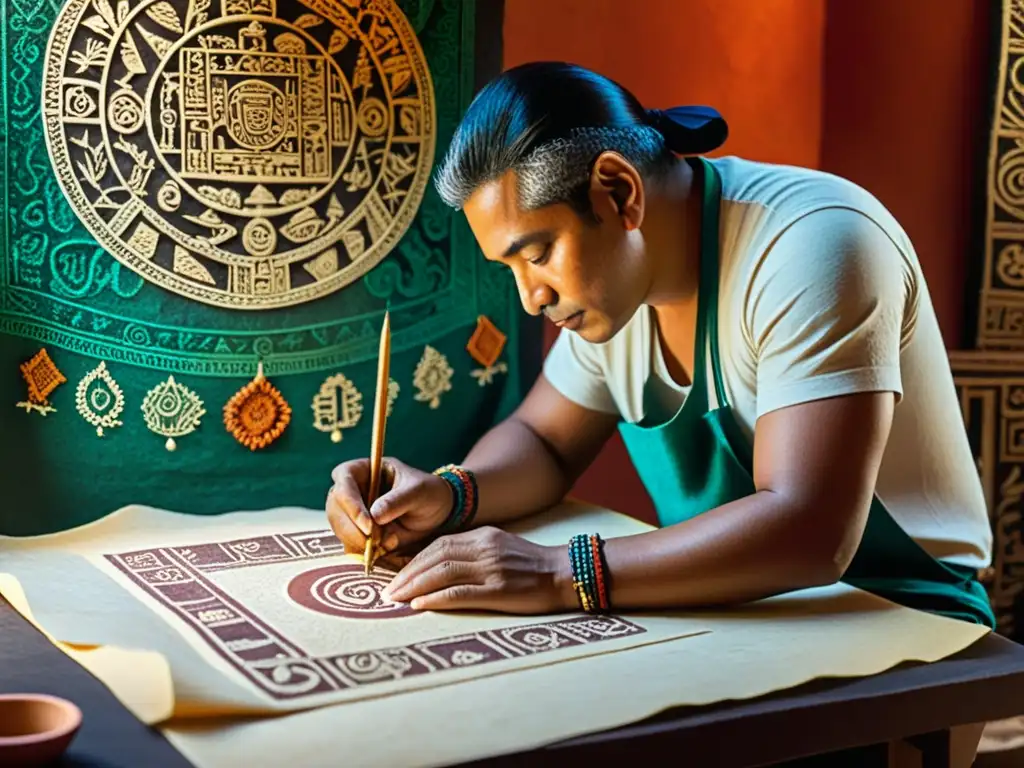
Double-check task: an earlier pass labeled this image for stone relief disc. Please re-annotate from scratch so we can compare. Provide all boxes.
[42,0,436,309]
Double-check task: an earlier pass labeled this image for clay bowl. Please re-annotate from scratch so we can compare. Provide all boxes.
[0,694,82,766]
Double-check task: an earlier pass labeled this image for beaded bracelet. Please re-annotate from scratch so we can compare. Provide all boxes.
[568,533,609,614]
[432,464,479,533]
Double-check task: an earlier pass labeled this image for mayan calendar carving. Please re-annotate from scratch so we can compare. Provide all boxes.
[42,0,436,310]
[100,526,650,703]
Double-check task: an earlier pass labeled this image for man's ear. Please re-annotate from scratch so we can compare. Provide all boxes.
[588,151,645,231]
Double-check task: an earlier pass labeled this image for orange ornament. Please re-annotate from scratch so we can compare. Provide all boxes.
[466,315,506,368]
[16,348,67,416]
[21,348,66,403]
[223,362,291,450]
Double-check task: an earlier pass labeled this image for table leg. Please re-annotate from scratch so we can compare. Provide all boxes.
[890,736,925,768]
[895,723,985,768]
[907,730,950,768]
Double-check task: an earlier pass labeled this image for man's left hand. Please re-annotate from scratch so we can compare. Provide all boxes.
[381,527,574,614]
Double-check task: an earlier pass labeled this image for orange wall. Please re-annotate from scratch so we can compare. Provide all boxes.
[502,0,826,167]
[820,0,991,348]
[500,0,989,523]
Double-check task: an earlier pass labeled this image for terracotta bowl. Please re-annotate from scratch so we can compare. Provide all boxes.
[0,694,82,766]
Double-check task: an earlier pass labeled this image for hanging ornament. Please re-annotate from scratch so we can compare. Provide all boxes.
[413,345,453,409]
[386,378,399,416]
[470,362,508,387]
[15,348,67,416]
[312,372,364,443]
[75,361,125,437]
[466,315,507,367]
[223,361,291,450]
[466,315,508,386]
[141,375,205,451]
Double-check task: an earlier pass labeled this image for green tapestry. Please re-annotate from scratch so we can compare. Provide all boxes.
[0,0,533,535]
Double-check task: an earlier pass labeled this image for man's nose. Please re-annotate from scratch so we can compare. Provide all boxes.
[516,274,555,317]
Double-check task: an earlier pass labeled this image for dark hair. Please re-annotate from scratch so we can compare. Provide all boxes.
[434,61,727,216]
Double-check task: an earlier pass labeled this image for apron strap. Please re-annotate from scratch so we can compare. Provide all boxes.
[694,158,729,412]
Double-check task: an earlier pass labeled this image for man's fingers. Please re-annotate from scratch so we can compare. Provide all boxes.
[368,478,418,525]
[332,458,410,528]
[331,459,368,486]
[326,490,368,554]
[329,476,373,536]
[384,558,477,603]
[408,585,498,612]
[384,534,473,596]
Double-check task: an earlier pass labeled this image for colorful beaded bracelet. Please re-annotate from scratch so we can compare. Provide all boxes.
[432,464,479,533]
[568,533,609,614]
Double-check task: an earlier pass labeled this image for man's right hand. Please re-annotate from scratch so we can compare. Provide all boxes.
[326,457,454,559]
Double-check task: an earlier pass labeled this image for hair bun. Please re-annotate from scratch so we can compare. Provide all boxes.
[645,105,728,155]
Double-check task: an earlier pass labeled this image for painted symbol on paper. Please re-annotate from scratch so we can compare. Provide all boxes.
[286,564,414,619]
[103,528,648,701]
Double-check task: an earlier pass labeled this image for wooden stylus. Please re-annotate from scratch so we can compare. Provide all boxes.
[364,310,391,575]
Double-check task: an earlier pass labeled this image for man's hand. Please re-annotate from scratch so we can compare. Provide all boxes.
[381,527,575,614]
[326,457,453,558]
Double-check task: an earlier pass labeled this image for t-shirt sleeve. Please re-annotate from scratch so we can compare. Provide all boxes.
[745,206,913,419]
[541,328,620,414]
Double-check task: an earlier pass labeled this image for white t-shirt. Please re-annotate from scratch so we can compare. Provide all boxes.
[543,155,992,570]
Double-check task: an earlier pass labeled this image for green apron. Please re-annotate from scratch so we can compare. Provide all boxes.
[618,158,995,628]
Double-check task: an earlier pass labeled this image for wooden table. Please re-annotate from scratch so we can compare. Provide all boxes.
[3,597,1024,768]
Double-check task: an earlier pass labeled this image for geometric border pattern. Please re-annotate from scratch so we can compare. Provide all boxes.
[104,529,647,701]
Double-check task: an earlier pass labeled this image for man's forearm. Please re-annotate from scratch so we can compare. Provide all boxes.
[459,416,574,526]
[557,490,866,611]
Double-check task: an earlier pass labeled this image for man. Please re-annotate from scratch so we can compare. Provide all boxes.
[326,61,993,629]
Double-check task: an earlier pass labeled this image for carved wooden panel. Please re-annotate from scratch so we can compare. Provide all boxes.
[975,0,1024,349]
[949,351,1024,640]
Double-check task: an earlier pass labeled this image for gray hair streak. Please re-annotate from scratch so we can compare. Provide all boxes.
[434,123,669,213]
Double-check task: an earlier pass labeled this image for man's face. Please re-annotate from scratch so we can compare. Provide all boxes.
[463,168,649,344]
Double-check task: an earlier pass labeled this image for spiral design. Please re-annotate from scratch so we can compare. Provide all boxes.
[64,85,96,119]
[157,181,181,212]
[252,336,275,358]
[123,323,152,347]
[155,387,183,417]
[323,578,379,608]
[996,145,1024,221]
[108,90,145,134]
[286,565,415,619]
[357,98,388,138]
[345,653,383,674]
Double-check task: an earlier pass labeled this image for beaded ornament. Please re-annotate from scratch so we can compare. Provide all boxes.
[223,361,291,450]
